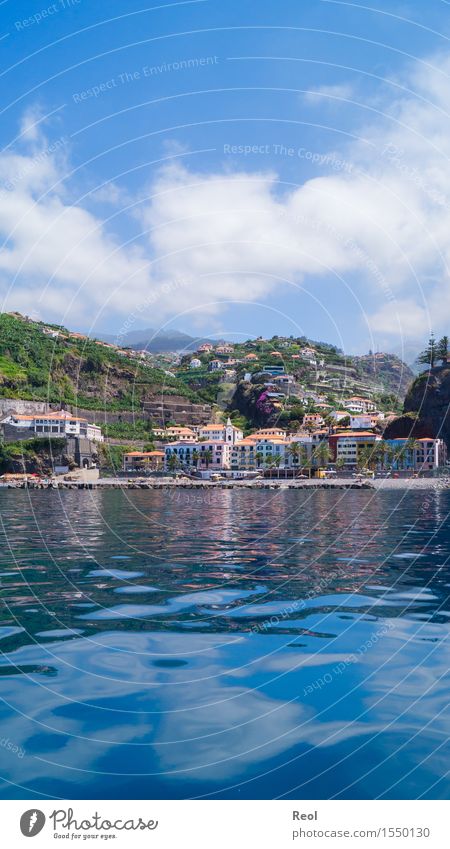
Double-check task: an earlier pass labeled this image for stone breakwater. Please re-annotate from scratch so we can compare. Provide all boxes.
[1,478,374,491]
[2,477,447,491]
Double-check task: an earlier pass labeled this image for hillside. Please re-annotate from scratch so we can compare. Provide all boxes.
[172,335,414,430]
[0,313,206,416]
[0,315,415,434]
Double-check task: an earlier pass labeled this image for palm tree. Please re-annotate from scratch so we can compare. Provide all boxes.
[255,451,264,469]
[336,456,346,474]
[298,444,310,477]
[405,438,422,472]
[167,453,179,475]
[357,445,371,472]
[203,448,213,469]
[272,454,282,478]
[314,441,332,470]
[383,443,396,472]
[289,441,300,468]
[192,449,200,470]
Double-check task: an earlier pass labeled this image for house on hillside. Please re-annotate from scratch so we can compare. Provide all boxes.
[1,410,103,442]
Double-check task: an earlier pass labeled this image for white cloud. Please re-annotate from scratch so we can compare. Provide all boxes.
[2,53,450,340]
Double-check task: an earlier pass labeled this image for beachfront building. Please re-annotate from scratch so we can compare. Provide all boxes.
[1,410,104,442]
[165,440,232,471]
[328,431,381,467]
[123,451,165,472]
[198,418,243,444]
[230,433,313,472]
[383,438,446,471]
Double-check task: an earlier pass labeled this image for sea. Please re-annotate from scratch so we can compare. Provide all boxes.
[0,487,449,799]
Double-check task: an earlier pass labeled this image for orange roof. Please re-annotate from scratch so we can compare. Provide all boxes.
[333,431,379,437]
[200,423,225,430]
[10,411,87,422]
[125,451,164,457]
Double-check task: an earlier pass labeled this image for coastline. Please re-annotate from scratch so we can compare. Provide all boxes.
[1,475,448,491]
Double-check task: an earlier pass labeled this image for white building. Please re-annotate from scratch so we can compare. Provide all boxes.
[208,359,223,371]
[343,396,377,414]
[165,440,232,471]
[165,426,197,442]
[198,418,243,444]
[190,358,202,369]
[2,410,104,442]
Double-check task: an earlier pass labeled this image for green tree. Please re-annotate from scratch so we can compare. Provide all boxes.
[203,448,213,469]
[314,441,332,469]
[298,444,310,477]
[255,451,264,468]
[288,441,300,467]
[167,453,179,474]
[418,334,437,370]
[192,449,200,470]
[437,335,449,365]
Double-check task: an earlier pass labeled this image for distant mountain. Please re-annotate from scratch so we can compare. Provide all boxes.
[97,328,215,353]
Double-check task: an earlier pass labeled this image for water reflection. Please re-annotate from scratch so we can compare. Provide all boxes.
[0,489,449,799]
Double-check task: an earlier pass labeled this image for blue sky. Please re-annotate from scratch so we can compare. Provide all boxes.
[1,0,450,356]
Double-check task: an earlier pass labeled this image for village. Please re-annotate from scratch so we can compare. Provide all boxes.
[0,318,446,484]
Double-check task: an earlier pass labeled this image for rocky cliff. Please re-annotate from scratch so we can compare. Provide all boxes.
[385,366,450,446]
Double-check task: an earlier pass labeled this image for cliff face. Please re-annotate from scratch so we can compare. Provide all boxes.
[394,366,450,446]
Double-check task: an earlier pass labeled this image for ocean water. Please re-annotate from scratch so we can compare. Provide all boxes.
[0,487,449,800]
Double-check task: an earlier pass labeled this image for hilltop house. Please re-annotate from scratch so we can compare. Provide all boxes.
[343,396,377,414]
[208,359,223,371]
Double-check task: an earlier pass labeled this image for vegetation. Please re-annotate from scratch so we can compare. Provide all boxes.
[0,437,67,474]
[0,313,203,410]
[418,334,437,370]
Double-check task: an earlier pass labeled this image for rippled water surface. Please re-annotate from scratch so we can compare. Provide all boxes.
[0,488,449,799]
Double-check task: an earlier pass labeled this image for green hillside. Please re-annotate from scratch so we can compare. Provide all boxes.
[173,335,413,429]
[0,313,202,411]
